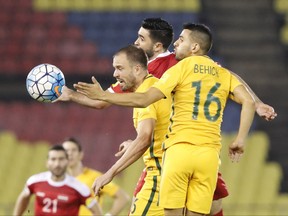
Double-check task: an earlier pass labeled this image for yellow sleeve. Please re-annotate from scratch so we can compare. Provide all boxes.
[229,74,243,100]
[152,61,182,98]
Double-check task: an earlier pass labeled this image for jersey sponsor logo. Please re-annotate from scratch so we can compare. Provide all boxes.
[57,195,69,201]
[36,192,45,197]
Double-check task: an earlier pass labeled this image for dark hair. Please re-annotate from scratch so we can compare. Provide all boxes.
[49,145,68,158]
[115,45,148,70]
[142,18,174,50]
[63,137,82,152]
[182,23,213,53]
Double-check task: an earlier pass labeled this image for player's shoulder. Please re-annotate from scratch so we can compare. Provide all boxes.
[82,167,102,177]
[108,82,122,93]
[137,74,158,92]
[27,171,50,185]
[154,52,177,62]
[65,174,91,197]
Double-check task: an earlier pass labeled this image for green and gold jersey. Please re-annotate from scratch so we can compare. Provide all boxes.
[133,74,171,172]
[153,55,242,150]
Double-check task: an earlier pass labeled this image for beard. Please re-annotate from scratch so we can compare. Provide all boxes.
[51,167,67,178]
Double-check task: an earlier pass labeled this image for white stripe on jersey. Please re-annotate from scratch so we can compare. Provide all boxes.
[26,171,91,197]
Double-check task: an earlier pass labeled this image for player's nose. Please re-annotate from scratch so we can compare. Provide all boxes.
[134,38,139,46]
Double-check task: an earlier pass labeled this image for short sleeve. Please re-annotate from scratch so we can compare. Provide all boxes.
[229,74,243,99]
[152,62,182,98]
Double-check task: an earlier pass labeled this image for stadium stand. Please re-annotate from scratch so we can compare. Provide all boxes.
[0,1,111,74]
[0,132,48,207]
[33,0,200,12]
[0,0,201,74]
[274,0,288,46]
[0,101,136,170]
[219,132,286,215]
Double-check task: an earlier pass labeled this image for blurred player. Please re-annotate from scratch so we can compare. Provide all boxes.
[75,23,256,216]
[55,18,276,216]
[13,145,102,216]
[62,137,130,216]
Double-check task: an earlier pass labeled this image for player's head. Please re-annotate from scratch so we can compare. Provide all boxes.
[47,145,68,179]
[62,137,84,168]
[174,23,212,60]
[134,18,174,59]
[113,45,148,92]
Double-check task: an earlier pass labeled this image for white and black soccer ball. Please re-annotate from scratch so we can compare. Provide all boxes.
[26,63,65,102]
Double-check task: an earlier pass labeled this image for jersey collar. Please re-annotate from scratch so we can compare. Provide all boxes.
[148,50,173,64]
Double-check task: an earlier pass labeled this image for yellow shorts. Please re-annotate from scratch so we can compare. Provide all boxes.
[159,144,219,214]
[130,169,164,216]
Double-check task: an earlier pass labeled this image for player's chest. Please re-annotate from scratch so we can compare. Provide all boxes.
[35,187,80,208]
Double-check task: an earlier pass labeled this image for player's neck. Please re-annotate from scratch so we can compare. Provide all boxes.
[149,49,166,61]
[132,72,148,92]
[68,162,84,177]
[51,174,66,182]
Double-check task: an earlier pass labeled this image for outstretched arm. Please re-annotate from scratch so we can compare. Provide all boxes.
[74,77,165,108]
[92,118,155,195]
[13,188,31,216]
[229,85,255,162]
[53,86,112,109]
[230,71,277,121]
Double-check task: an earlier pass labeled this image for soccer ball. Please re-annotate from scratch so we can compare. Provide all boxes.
[26,63,65,102]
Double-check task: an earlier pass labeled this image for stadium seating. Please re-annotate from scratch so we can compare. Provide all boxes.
[275,193,288,215]
[0,132,49,215]
[274,0,288,45]
[33,0,201,12]
[0,101,135,171]
[0,0,202,74]
[220,132,284,215]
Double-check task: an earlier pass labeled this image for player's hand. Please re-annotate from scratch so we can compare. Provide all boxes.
[115,140,132,157]
[74,76,104,100]
[228,139,245,163]
[255,103,277,121]
[92,172,113,196]
[52,86,73,103]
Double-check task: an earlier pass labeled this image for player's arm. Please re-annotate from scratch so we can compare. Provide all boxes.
[13,187,31,216]
[92,118,155,195]
[53,86,112,109]
[87,199,103,216]
[230,71,277,121]
[106,189,130,216]
[75,77,164,108]
[229,85,255,162]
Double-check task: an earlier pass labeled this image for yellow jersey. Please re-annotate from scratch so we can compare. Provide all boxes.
[133,74,171,173]
[153,55,242,150]
[77,167,119,216]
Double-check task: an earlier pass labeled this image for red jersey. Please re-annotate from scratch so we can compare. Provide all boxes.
[26,172,91,216]
[108,51,178,93]
[147,51,178,78]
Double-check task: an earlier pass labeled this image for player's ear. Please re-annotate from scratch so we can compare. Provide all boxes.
[134,64,141,75]
[191,43,200,54]
[153,42,163,52]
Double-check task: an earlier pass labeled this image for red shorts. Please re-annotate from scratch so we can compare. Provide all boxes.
[133,169,147,197]
[133,170,229,200]
[213,172,229,200]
